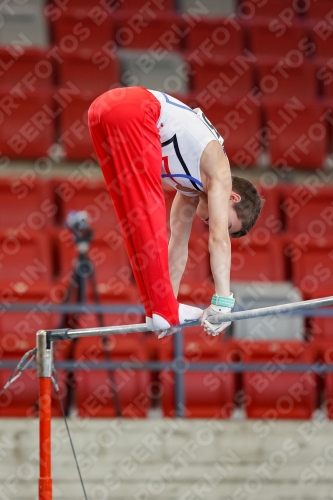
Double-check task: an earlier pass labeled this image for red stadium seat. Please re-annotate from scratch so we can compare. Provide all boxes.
[185,17,244,56]
[311,22,333,58]
[177,282,214,307]
[158,328,235,417]
[0,285,66,417]
[290,238,333,296]
[230,235,285,282]
[282,185,333,237]
[193,95,261,167]
[239,0,303,18]
[189,55,254,97]
[59,94,96,160]
[0,90,54,159]
[242,341,317,418]
[56,228,134,290]
[0,177,54,229]
[182,231,211,286]
[0,367,67,417]
[247,18,308,57]
[263,98,327,169]
[163,185,209,239]
[0,229,53,284]
[57,50,120,95]
[53,178,118,230]
[254,185,283,234]
[306,0,333,19]
[190,215,209,237]
[316,58,333,99]
[0,283,59,358]
[74,321,150,417]
[114,11,183,50]
[52,8,114,50]
[256,58,318,99]
[162,190,212,304]
[0,47,53,88]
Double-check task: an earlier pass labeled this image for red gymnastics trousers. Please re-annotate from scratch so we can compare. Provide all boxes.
[88,87,202,330]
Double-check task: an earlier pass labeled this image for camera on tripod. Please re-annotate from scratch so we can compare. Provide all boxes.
[66,210,93,248]
[60,210,122,416]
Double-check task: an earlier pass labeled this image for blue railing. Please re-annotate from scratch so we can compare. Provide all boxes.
[1,303,333,417]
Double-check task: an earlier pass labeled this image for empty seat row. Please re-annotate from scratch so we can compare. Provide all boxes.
[1,87,333,166]
[43,10,333,58]
[49,13,333,57]
[3,334,333,418]
[1,287,331,359]
[192,95,331,169]
[2,45,333,96]
[0,228,137,297]
[238,0,333,20]
[0,0,242,56]
[190,56,333,99]
[1,176,333,235]
[0,225,332,297]
[2,1,333,49]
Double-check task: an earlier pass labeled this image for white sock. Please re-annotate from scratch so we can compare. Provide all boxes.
[145,317,154,330]
[152,314,171,330]
[178,303,203,323]
[151,304,203,331]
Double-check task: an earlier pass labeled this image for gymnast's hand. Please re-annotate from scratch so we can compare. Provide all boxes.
[200,293,233,336]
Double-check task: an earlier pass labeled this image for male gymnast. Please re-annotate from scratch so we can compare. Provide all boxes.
[88,87,263,336]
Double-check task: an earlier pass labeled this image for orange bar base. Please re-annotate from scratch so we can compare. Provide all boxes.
[39,478,53,500]
[39,377,52,500]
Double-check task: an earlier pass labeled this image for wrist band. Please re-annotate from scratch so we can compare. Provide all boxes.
[211,294,235,308]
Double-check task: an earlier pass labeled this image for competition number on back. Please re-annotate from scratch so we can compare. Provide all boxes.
[194,108,224,147]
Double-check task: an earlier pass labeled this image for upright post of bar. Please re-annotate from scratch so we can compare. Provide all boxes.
[37,330,53,500]
[174,328,185,417]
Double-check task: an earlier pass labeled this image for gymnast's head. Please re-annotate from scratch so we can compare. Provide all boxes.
[228,176,264,238]
[196,176,264,238]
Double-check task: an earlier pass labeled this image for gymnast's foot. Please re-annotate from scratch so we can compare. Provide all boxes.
[146,304,203,336]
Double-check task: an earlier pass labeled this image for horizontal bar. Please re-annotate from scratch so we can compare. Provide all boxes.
[48,296,333,341]
[1,361,332,373]
[177,296,333,327]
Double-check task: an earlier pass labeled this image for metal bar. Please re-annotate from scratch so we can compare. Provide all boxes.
[174,329,185,417]
[48,296,333,341]
[3,360,333,373]
[49,323,149,340]
[37,331,53,500]
[177,296,333,327]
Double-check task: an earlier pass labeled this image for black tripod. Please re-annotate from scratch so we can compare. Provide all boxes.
[57,212,122,417]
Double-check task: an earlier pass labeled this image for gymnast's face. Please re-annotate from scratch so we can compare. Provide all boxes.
[196,192,243,237]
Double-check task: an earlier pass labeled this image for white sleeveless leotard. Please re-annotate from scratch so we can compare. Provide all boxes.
[147,89,226,197]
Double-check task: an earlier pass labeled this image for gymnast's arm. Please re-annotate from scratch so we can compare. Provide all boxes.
[201,140,232,299]
[168,191,199,297]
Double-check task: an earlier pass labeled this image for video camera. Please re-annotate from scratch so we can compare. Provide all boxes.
[66,210,93,247]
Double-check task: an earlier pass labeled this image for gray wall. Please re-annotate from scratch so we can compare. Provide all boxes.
[1,418,333,499]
